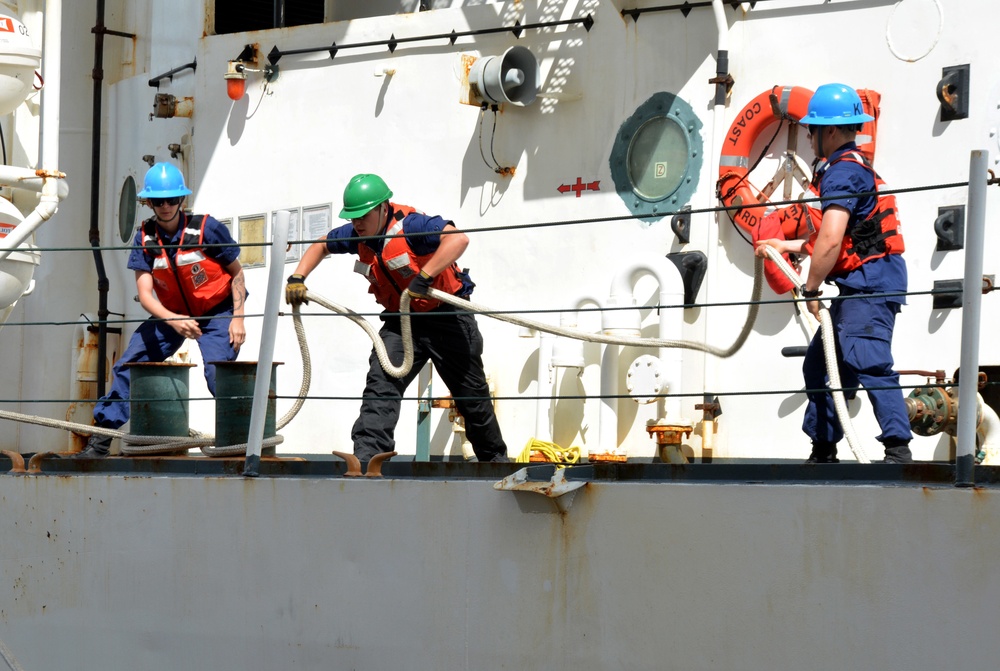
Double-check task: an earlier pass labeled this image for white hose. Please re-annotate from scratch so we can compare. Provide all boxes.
[304,289,414,377]
[976,394,999,465]
[761,247,869,463]
[420,257,765,358]
[0,408,287,457]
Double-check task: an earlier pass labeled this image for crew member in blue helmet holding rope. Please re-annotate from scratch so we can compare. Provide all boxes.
[76,162,247,458]
[285,173,509,463]
[755,83,912,464]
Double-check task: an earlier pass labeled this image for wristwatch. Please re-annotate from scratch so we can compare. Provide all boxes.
[801,287,822,299]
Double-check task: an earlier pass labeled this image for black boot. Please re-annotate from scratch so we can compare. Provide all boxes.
[805,441,839,463]
[74,434,112,459]
[881,440,913,464]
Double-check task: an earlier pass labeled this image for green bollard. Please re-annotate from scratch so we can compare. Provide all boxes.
[125,362,196,444]
[212,361,281,456]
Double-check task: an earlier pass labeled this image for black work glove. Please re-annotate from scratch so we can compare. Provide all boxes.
[285,274,309,306]
[406,270,433,298]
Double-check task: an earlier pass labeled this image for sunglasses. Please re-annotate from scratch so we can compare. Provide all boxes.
[148,196,181,207]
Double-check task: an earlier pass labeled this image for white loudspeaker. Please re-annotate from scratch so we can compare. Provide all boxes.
[469,46,539,107]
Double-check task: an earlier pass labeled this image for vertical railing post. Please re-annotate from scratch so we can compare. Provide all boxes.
[245,211,288,476]
[955,150,988,487]
[416,363,432,461]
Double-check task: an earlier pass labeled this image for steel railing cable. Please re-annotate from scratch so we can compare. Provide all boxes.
[281,249,863,464]
[0,286,960,328]
[0,170,992,454]
[0,274,979,448]
[18,169,995,256]
[287,258,766,412]
[257,294,415,436]
[0,379,978,406]
[280,256,763,430]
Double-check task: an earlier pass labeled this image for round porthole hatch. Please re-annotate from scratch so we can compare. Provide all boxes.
[609,91,703,224]
[118,175,138,243]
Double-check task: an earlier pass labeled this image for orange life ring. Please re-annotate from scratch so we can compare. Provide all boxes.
[717,85,882,294]
[716,85,814,239]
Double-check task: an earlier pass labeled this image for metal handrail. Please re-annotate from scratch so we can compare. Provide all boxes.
[266,14,594,64]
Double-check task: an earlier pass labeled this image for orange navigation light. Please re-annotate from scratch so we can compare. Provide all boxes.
[224,60,247,101]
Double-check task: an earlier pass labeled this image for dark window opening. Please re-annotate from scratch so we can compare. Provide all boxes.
[214,0,325,35]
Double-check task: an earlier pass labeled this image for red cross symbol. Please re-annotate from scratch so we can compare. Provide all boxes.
[557,178,601,198]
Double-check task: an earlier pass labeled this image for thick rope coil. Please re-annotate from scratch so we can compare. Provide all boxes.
[0,409,282,458]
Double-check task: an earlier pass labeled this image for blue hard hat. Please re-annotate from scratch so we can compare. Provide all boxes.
[804,83,874,125]
[138,162,193,198]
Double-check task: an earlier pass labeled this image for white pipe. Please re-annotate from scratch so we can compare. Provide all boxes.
[654,269,685,421]
[0,172,63,259]
[0,2,67,262]
[553,310,586,368]
[67,314,95,451]
[706,0,728,456]
[977,395,999,465]
[42,0,62,170]
[956,150,988,484]
[608,260,686,417]
[535,331,554,441]
[599,279,636,454]
[598,341,619,452]
[0,166,69,196]
[555,296,598,447]
[711,0,728,55]
[244,210,288,473]
[599,259,687,452]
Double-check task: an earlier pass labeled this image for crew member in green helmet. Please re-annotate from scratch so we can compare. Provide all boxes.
[286,173,509,462]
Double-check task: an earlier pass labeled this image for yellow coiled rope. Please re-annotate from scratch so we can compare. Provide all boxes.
[516,438,582,466]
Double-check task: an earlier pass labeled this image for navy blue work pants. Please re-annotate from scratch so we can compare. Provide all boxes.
[93,311,237,429]
[801,294,912,446]
[351,309,507,461]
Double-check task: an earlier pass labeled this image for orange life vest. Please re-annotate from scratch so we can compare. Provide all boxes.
[355,203,466,313]
[142,214,233,316]
[802,151,905,277]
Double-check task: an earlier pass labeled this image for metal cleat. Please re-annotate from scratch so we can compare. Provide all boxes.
[1,450,24,474]
[332,451,362,477]
[332,450,397,477]
[28,452,59,474]
[365,451,396,477]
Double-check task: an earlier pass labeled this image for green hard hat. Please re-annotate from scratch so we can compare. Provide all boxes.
[339,173,393,219]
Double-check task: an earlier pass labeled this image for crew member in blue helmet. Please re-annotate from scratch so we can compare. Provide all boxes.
[76,162,247,458]
[285,173,509,463]
[755,83,912,463]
